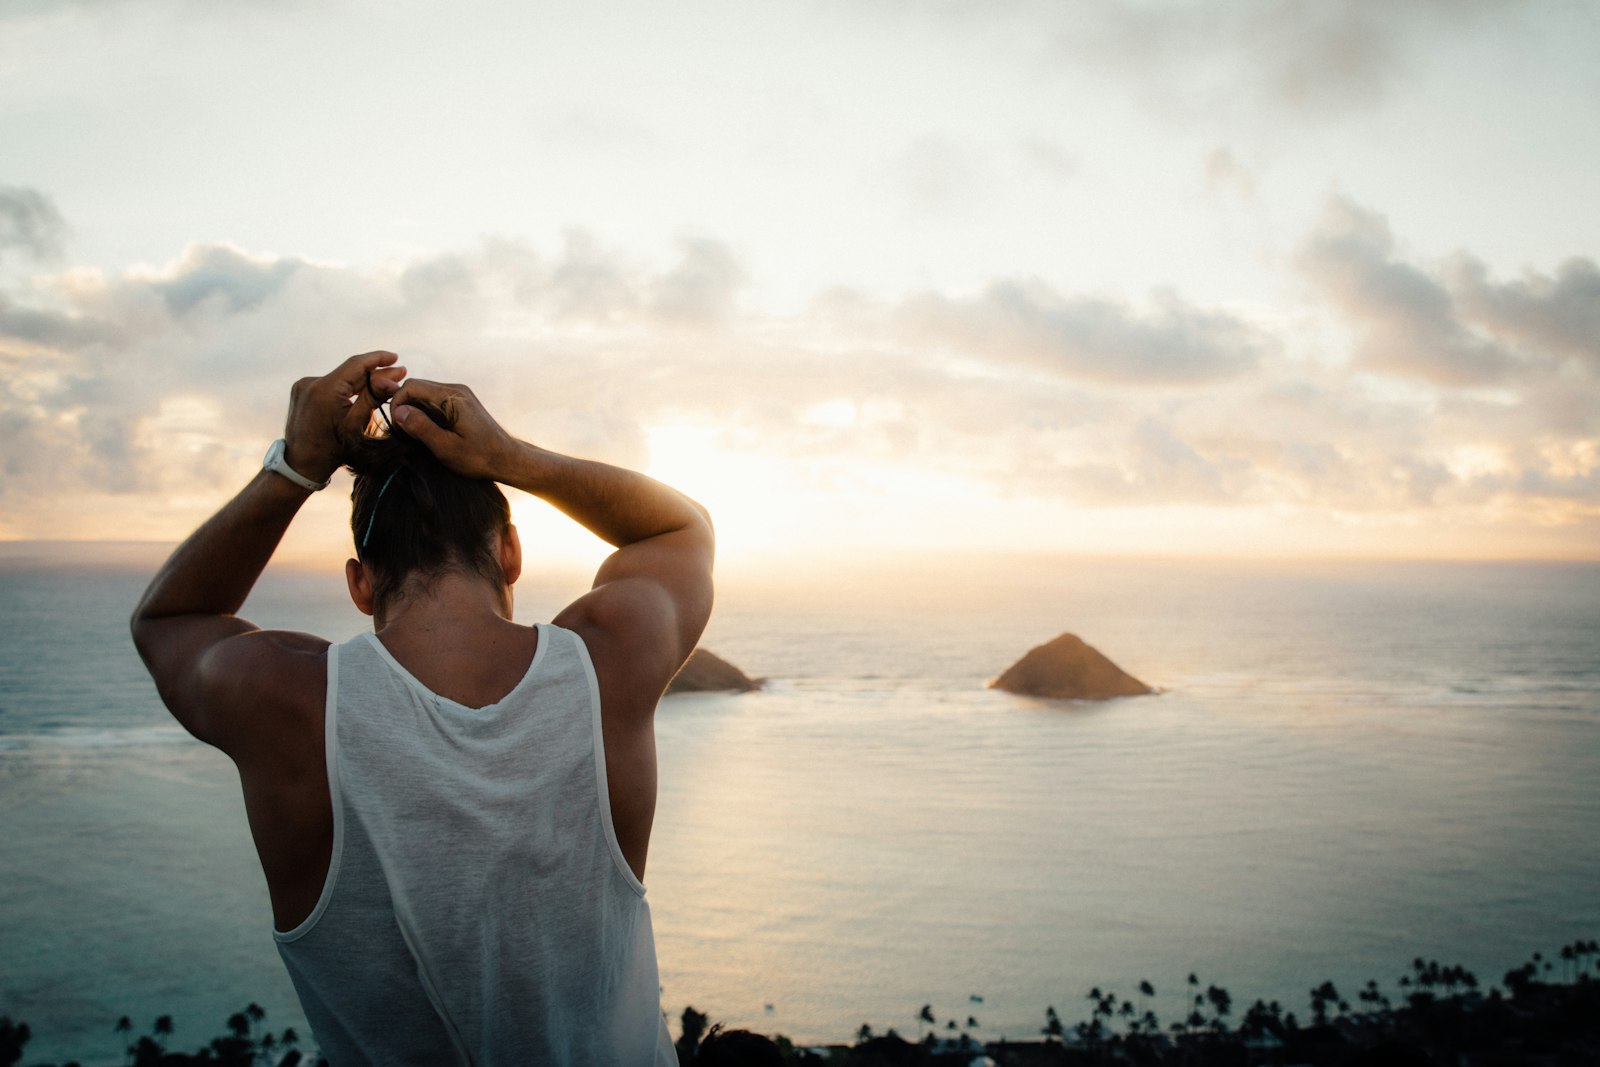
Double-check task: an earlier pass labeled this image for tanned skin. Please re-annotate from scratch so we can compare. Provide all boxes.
[131,351,714,931]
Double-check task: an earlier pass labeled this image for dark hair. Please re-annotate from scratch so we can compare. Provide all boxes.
[346,401,511,612]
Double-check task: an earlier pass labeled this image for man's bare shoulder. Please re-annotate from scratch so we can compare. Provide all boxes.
[193,628,331,756]
[201,627,329,677]
[554,578,686,714]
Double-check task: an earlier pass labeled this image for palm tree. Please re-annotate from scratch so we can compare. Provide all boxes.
[856,1023,873,1044]
[1503,962,1537,996]
[153,1015,173,1051]
[245,1002,266,1037]
[1366,979,1394,1012]
[1309,981,1340,1025]
[1206,985,1232,1032]
[917,1003,934,1039]
[2,1018,33,1067]
[1092,990,1118,1036]
[1043,1005,1063,1040]
[1240,999,1274,1040]
[114,1016,133,1066]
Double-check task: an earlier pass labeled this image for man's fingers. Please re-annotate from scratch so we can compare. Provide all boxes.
[390,378,448,408]
[391,379,475,430]
[393,402,450,445]
[369,365,407,396]
[330,351,400,398]
[343,350,399,374]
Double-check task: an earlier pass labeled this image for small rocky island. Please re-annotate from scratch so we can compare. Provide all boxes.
[666,648,763,694]
[990,633,1153,700]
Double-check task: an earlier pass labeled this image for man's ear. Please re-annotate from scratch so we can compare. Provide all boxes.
[499,524,522,586]
[345,558,376,617]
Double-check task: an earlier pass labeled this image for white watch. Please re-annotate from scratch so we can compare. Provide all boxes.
[262,438,331,492]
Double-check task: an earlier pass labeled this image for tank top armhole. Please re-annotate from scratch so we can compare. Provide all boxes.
[568,628,649,899]
[274,640,348,943]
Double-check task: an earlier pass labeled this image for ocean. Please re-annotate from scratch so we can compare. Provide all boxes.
[2,551,1598,1064]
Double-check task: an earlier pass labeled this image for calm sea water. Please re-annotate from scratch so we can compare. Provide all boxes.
[2,552,1598,1063]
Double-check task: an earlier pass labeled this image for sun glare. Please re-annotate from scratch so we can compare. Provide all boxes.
[642,423,806,557]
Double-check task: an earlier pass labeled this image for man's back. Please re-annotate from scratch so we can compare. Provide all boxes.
[277,625,676,1066]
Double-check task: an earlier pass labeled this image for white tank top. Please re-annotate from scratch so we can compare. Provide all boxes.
[274,624,676,1067]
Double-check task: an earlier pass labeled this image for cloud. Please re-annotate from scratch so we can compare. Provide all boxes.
[0,295,111,348]
[396,232,746,329]
[0,230,750,508]
[152,244,301,316]
[535,106,667,155]
[649,237,746,324]
[897,278,1268,385]
[1003,371,1462,511]
[1300,196,1600,394]
[888,135,988,214]
[1450,255,1600,372]
[1019,137,1082,183]
[1059,418,1233,504]
[1053,0,1524,121]
[1298,196,1517,386]
[1,193,1596,548]
[0,186,67,263]
[0,0,301,18]
[1203,146,1256,200]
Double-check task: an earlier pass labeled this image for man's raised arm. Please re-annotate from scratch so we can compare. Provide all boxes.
[391,379,714,700]
[131,351,404,750]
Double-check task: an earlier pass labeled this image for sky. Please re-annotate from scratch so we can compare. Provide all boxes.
[2,0,1598,564]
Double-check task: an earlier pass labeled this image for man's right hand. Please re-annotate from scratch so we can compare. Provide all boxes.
[390,379,520,482]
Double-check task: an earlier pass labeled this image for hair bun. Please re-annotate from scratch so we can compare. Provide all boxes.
[344,397,452,478]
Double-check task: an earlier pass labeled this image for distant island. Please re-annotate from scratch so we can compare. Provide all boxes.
[666,648,763,694]
[991,633,1153,701]
[659,636,1160,700]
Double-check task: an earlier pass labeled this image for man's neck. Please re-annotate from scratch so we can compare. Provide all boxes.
[371,572,535,709]
[374,570,514,633]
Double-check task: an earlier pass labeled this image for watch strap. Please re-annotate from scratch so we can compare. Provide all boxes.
[263,438,331,492]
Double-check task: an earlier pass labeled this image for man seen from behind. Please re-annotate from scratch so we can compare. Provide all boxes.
[131,350,713,1065]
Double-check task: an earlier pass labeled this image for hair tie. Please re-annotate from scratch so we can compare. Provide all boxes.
[361,468,402,551]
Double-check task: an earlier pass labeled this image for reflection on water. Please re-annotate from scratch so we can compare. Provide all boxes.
[653,557,1600,1041]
